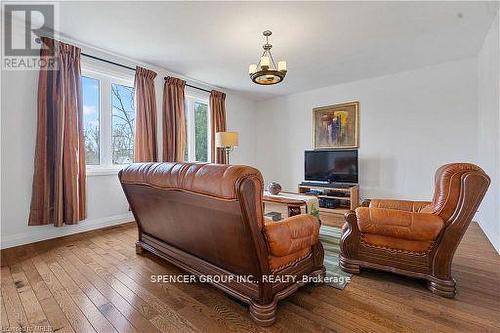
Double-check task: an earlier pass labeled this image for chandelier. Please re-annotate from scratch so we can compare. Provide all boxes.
[248,30,287,85]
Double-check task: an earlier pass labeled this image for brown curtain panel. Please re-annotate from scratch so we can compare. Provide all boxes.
[28,37,86,226]
[134,66,158,162]
[210,90,227,164]
[162,77,186,162]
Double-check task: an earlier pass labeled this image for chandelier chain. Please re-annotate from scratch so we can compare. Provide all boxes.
[268,49,278,69]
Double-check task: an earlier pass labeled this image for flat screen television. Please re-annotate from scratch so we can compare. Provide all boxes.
[304,150,358,184]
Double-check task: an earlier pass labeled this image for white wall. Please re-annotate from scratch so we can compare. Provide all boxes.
[255,58,479,202]
[477,11,500,253]
[226,93,257,166]
[1,43,257,249]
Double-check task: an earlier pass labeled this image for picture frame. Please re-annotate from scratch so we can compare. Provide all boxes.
[313,101,359,149]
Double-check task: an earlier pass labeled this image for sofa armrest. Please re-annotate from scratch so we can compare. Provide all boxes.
[369,199,432,212]
[356,207,444,241]
[264,214,320,257]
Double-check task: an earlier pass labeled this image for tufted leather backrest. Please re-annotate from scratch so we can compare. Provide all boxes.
[421,163,490,223]
[119,162,269,275]
[119,162,263,199]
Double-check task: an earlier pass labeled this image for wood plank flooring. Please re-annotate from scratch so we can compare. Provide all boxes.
[1,222,498,332]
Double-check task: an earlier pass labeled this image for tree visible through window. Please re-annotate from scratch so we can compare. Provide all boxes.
[194,102,208,162]
[185,96,210,163]
[82,67,135,169]
[82,76,100,165]
[112,83,135,164]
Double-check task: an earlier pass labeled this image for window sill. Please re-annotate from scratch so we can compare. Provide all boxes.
[86,166,125,177]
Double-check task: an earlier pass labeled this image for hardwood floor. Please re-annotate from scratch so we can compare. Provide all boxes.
[1,222,498,332]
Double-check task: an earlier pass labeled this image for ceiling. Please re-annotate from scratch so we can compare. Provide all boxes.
[58,1,499,99]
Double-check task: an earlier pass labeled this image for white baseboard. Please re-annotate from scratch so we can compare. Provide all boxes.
[0,213,134,250]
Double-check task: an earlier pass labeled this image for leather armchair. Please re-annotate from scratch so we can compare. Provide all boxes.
[339,163,490,298]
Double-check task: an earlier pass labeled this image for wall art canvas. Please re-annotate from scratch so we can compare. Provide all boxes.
[313,101,359,149]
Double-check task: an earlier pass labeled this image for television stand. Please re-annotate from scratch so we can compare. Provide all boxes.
[298,183,359,227]
[300,181,354,189]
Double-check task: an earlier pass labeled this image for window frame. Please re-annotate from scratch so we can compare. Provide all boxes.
[82,62,135,175]
[185,90,211,163]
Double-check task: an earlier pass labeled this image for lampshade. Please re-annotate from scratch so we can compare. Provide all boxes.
[248,64,257,74]
[278,60,287,72]
[216,131,239,148]
[260,56,270,68]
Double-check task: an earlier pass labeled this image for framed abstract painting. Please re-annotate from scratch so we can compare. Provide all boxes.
[313,101,359,149]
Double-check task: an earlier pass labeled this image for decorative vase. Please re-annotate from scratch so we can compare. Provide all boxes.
[267,182,282,195]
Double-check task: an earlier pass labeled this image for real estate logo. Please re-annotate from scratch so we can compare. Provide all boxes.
[2,3,58,70]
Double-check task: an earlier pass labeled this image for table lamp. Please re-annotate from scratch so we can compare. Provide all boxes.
[215,131,239,163]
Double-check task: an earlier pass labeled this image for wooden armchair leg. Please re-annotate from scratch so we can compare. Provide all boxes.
[427,278,456,298]
[339,256,360,274]
[339,210,361,274]
[136,241,144,255]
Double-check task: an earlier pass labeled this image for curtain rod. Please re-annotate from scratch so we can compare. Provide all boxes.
[163,76,211,93]
[186,84,211,94]
[81,53,212,94]
[82,53,135,71]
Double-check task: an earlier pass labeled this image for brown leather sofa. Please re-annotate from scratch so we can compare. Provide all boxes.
[340,163,490,297]
[119,162,325,326]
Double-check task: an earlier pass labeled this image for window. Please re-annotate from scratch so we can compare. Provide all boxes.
[82,65,135,172]
[111,83,135,164]
[185,94,210,162]
[194,102,209,162]
[82,76,100,165]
